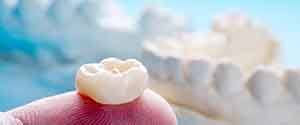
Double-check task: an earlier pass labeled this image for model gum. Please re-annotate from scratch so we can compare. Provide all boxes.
[141,11,300,124]
[76,57,148,105]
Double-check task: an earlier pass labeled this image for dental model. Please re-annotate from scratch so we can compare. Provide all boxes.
[142,12,296,124]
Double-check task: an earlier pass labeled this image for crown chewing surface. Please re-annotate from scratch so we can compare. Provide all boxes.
[76,58,148,105]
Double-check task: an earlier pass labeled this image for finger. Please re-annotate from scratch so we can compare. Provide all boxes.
[8,89,177,125]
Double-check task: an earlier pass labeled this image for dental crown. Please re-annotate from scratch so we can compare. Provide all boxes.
[76,58,148,105]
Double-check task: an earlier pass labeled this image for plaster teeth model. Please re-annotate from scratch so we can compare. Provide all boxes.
[76,57,148,105]
[142,11,289,124]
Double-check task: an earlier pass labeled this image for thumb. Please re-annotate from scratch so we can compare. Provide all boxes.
[7,89,177,125]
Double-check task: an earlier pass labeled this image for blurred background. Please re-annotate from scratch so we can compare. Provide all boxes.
[0,0,299,112]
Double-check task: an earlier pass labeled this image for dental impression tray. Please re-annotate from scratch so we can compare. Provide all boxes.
[142,12,300,124]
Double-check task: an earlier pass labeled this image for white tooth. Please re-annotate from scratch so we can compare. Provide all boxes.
[213,61,244,97]
[0,112,23,125]
[186,58,213,86]
[285,69,300,101]
[142,42,168,80]
[76,58,148,105]
[247,67,284,104]
[164,56,185,84]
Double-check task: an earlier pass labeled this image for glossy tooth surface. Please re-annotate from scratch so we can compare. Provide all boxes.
[213,61,244,97]
[285,69,300,101]
[76,58,148,105]
[247,68,284,104]
[186,58,213,86]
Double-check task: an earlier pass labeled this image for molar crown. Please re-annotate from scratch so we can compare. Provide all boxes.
[76,57,148,105]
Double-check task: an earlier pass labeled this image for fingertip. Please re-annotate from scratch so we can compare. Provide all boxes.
[8,90,177,125]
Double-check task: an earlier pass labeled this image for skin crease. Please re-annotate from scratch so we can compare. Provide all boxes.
[7,89,177,125]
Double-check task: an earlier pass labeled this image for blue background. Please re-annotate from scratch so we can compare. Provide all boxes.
[0,0,299,111]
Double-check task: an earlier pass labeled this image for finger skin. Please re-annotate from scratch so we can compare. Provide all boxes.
[0,112,23,125]
[8,89,177,125]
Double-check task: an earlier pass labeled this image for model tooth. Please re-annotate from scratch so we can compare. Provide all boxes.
[285,69,300,101]
[142,43,169,80]
[213,61,244,97]
[247,67,284,104]
[76,57,148,105]
[164,56,185,84]
[186,58,213,86]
